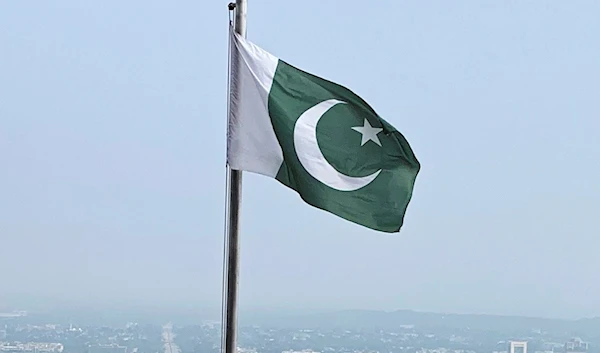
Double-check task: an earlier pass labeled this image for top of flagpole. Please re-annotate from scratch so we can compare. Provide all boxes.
[234,0,247,37]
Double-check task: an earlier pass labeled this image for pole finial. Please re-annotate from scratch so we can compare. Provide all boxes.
[228,2,236,11]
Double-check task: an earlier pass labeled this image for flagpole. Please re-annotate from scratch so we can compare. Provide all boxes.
[223,1,246,353]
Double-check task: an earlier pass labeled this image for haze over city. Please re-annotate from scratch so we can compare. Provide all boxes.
[1,0,600,322]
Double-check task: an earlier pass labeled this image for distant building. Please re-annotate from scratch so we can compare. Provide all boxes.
[509,341,528,353]
[565,338,589,353]
[87,344,127,353]
[0,343,63,353]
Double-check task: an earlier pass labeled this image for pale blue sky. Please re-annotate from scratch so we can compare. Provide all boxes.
[1,1,599,319]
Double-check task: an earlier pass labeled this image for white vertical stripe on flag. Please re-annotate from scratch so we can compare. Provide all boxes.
[227,31,283,178]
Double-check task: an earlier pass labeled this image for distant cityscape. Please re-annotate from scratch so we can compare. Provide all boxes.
[0,310,597,353]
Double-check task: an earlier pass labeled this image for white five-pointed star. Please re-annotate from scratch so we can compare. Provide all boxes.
[351,119,383,146]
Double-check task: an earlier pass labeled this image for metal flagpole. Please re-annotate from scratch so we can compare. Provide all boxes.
[223,1,246,353]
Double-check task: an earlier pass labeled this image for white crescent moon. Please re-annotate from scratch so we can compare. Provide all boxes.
[293,99,382,192]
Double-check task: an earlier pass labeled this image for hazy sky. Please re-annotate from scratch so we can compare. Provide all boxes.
[1,1,599,319]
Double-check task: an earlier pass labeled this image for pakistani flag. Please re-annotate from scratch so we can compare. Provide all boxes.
[227,30,420,232]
